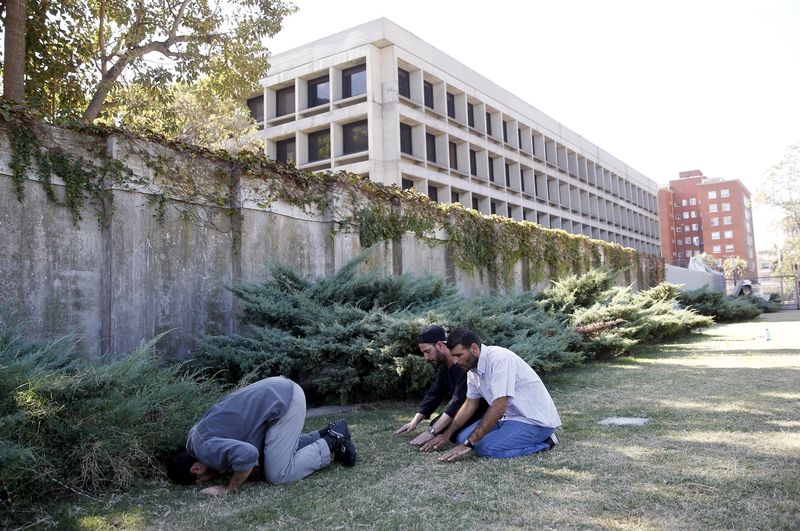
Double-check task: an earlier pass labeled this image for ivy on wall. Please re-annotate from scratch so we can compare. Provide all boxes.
[1,106,663,287]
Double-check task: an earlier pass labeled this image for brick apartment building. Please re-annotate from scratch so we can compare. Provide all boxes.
[658,170,757,278]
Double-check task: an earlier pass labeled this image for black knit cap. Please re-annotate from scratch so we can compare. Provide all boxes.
[418,325,446,344]
[167,451,197,485]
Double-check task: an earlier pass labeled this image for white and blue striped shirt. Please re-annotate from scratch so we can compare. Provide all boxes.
[466,344,561,428]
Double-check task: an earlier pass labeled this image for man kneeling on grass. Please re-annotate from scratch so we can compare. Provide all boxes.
[421,328,561,462]
[393,325,488,447]
[168,376,356,495]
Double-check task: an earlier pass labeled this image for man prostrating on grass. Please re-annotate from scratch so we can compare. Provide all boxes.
[168,376,356,495]
[421,328,561,462]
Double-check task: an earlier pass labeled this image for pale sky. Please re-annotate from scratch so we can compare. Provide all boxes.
[265,0,800,250]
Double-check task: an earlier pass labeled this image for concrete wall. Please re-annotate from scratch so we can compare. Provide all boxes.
[664,264,723,292]
[0,122,655,357]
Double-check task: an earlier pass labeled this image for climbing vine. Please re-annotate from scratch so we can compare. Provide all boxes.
[1,107,663,286]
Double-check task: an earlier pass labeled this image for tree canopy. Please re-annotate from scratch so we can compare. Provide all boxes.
[758,143,800,237]
[1,0,295,125]
[104,79,265,152]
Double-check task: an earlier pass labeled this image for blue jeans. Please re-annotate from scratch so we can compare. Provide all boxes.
[456,419,554,458]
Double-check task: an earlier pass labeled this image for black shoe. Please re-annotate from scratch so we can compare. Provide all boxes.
[327,419,350,440]
[318,418,348,439]
[323,419,357,467]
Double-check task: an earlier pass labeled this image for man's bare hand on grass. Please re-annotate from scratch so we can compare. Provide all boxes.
[420,433,449,452]
[200,485,229,496]
[438,444,472,463]
[393,421,418,435]
[410,431,435,446]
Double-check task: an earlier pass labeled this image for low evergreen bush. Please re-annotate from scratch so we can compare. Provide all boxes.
[194,256,715,403]
[677,288,770,321]
[0,324,222,520]
[197,258,452,404]
[558,277,713,357]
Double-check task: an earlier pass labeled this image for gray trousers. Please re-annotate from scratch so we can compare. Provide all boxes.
[263,382,331,485]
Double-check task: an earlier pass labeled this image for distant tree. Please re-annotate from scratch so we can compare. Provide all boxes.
[758,143,800,237]
[722,256,747,282]
[758,144,800,277]
[695,252,720,270]
[773,238,800,277]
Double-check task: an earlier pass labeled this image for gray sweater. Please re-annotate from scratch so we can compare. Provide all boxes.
[186,376,294,472]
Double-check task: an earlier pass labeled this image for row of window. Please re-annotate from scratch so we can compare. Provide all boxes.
[710,230,735,240]
[399,176,658,241]
[675,216,734,232]
[707,189,730,199]
[402,176,656,252]
[395,65,657,214]
[709,216,733,226]
[675,203,733,219]
[673,189,730,207]
[711,244,736,254]
[399,120,656,228]
[274,119,368,164]
[254,63,368,123]
[676,224,700,232]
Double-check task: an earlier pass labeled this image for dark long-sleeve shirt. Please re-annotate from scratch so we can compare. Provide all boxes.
[416,363,469,419]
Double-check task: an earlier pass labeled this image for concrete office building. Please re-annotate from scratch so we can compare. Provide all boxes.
[658,170,757,278]
[248,18,661,255]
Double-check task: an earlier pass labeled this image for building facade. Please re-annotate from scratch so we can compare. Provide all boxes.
[249,18,661,255]
[658,170,757,277]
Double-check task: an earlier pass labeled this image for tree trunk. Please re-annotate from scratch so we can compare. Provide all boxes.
[2,0,27,103]
[82,56,131,123]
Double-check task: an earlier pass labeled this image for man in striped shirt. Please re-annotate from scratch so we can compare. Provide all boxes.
[422,328,561,461]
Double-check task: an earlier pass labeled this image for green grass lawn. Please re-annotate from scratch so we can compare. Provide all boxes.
[47,312,800,530]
